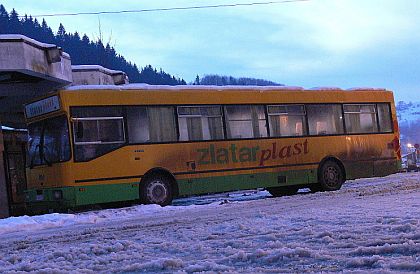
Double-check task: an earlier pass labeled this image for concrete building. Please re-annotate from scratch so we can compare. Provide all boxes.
[0,34,128,218]
[72,65,128,86]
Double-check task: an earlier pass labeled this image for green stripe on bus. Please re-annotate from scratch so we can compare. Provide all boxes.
[177,168,318,196]
[26,182,140,209]
[74,183,140,206]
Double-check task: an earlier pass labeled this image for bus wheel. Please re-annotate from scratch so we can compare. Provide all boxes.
[267,186,299,197]
[319,160,344,191]
[141,175,173,206]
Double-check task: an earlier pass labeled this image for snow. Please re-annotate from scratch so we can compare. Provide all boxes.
[309,86,342,90]
[0,172,419,273]
[71,65,126,75]
[1,126,27,131]
[0,34,57,49]
[66,84,389,92]
[346,87,387,91]
[397,101,420,124]
[65,83,307,91]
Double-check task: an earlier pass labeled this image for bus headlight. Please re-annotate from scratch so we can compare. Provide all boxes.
[53,190,63,200]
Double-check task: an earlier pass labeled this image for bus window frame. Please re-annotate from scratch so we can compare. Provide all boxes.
[376,103,393,133]
[223,104,268,139]
[343,103,379,134]
[266,104,307,137]
[27,114,72,167]
[72,116,126,145]
[177,105,225,141]
[305,104,345,136]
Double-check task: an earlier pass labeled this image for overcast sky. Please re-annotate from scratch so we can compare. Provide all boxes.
[2,0,420,101]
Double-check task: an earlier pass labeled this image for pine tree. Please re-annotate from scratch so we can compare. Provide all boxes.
[56,23,66,44]
[8,9,21,34]
[41,19,55,43]
[0,5,9,33]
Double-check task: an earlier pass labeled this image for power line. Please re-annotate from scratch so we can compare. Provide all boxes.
[27,0,310,18]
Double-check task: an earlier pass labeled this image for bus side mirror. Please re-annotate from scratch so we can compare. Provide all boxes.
[76,121,84,139]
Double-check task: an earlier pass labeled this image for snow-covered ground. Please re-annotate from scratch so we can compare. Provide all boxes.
[397,101,420,125]
[0,173,419,273]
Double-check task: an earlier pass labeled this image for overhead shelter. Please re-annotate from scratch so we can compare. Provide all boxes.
[0,34,72,128]
[0,34,72,218]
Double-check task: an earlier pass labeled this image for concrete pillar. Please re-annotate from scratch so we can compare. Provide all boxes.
[0,123,10,218]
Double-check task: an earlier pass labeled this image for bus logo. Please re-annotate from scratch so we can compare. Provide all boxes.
[197,139,309,166]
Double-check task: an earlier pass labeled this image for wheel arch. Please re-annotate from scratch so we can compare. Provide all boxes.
[141,167,179,197]
[318,156,346,182]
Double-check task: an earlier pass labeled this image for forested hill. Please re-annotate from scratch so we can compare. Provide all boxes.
[0,5,186,85]
[193,74,283,86]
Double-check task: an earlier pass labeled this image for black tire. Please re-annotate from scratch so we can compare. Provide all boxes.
[140,175,173,206]
[267,186,299,197]
[319,160,344,191]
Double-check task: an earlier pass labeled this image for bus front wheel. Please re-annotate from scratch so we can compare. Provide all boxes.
[140,175,173,206]
[319,160,344,191]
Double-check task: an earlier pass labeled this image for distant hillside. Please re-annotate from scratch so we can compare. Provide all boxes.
[193,74,283,86]
[396,101,420,146]
[0,5,186,85]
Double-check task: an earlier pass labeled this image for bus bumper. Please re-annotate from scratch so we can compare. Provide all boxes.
[24,183,140,214]
[25,187,76,214]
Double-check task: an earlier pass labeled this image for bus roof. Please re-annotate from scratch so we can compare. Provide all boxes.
[56,84,395,108]
[65,84,388,92]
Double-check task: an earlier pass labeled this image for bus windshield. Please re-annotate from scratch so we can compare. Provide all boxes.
[27,115,71,167]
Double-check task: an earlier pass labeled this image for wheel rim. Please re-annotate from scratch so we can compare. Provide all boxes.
[146,180,169,204]
[323,166,340,188]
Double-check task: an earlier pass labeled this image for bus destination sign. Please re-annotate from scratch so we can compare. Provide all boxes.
[25,95,60,119]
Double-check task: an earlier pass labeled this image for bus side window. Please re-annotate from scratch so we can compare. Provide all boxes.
[224,105,267,139]
[307,104,344,135]
[71,106,125,161]
[267,105,306,137]
[377,103,392,132]
[126,106,150,143]
[177,106,224,141]
[344,104,378,134]
[147,106,177,143]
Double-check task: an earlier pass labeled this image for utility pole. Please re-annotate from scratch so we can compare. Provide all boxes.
[0,122,10,218]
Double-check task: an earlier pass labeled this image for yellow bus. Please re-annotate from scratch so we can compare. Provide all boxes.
[24,85,401,212]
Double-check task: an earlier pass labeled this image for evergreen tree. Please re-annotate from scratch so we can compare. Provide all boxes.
[198,74,282,86]
[56,23,66,43]
[0,5,9,33]
[8,9,21,33]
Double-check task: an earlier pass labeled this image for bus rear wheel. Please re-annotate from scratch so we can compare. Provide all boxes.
[140,175,173,206]
[319,160,344,191]
[267,186,299,197]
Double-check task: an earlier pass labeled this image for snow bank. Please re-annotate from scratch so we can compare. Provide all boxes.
[0,202,224,235]
[0,173,418,273]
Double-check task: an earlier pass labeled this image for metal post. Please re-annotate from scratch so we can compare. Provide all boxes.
[0,122,10,218]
